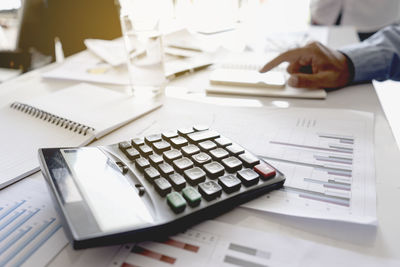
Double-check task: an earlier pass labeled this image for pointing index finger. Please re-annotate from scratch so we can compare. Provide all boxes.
[259,48,305,73]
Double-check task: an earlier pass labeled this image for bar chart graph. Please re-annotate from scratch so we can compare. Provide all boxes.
[0,177,68,267]
[240,108,376,224]
[110,221,275,267]
[109,220,398,267]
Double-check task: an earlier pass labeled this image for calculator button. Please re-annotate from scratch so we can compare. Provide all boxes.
[162,130,178,140]
[135,157,150,171]
[124,147,140,160]
[153,140,171,154]
[138,186,146,196]
[181,144,200,157]
[214,137,232,147]
[172,157,194,172]
[154,178,172,197]
[198,181,222,201]
[203,162,225,179]
[221,156,242,173]
[145,134,162,145]
[237,168,259,186]
[182,187,201,207]
[191,152,212,166]
[163,149,182,163]
[131,138,144,148]
[139,145,153,156]
[178,127,195,137]
[144,167,160,182]
[170,136,188,148]
[254,162,276,180]
[193,125,209,131]
[184,167,206,185]
[187,130,220,143]
[226,144,245,156]
[238,153,260,168]
[168,173,186,191]
[118,141,131,151]
[149,154,163,166]
[209,148,229,161]
[198,140,217,151]
[158,162,174,176]
[218,175,241,193]
[135,184,146,196]
[167,192,186,213]
[116,161,129,174]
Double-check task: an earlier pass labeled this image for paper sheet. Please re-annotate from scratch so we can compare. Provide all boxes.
[99,98,376,225]
[109,220,398,267]
[240,108,377,225]
[373,80,400,150]
[0,175,68,266]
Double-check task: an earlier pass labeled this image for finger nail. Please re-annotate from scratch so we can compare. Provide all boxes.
[288,76,298,87]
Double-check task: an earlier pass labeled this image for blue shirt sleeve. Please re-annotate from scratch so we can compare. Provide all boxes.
[339,24,400,83]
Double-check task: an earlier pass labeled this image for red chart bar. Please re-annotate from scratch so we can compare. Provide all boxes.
[131,245,176,264]
[121,263,139,267]
[162,238,199,253]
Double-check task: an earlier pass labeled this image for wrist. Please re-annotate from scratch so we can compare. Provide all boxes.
[339,51,355,85]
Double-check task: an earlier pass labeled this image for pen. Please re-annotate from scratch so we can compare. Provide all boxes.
[166,62,213,80]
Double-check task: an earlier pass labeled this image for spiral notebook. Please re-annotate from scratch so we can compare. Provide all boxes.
[0,83,162,189]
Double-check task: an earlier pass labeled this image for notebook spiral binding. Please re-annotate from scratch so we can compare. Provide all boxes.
[10,102,95,136]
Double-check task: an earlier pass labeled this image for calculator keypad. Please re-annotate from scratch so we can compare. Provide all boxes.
[118,127,277,214]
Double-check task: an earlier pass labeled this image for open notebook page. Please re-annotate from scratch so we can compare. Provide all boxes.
[0,83,162,189]
[0,106,92,188]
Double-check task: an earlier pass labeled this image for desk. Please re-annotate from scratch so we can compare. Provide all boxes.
[1,26,399,266]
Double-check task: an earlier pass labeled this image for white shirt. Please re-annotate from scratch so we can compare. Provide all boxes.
[310,0,400,32]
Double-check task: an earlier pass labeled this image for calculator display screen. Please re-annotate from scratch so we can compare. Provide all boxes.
[61,148,154,232]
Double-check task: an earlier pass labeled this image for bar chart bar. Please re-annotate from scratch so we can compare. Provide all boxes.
[317,133,354,144]
[0,200,26,221]
[314,155,352,165]
[261,156,352,176]
[228,243,270,259]
[160,238,199,253]
[270,141,353,154]
[284,187,350,207]
[224,255,268,267]
[304,178,351,191]
[12,222,61,267]
[131,245,176,265]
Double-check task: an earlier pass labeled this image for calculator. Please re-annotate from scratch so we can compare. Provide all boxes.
[38,127,285,249]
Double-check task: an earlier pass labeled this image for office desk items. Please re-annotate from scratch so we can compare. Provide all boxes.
[110,220,399,267]
[206,54,327,99]
[116,98,376,225]
[0,83,162,189]
[209,68,286,89]
[39,126,285,248]
[241,107,376,224]
[42,50,214,85]
[373,80,400,150]
[84,39,129,67]
[0,175,68,266]
[206,83,327,99]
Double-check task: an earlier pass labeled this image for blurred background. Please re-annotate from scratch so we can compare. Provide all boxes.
[0,0,311,62]
[1,0,399,80]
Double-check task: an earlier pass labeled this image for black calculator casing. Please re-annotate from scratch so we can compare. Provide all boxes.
[39,132,285,249]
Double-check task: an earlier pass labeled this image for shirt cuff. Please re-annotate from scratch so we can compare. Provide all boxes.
[339,43,390,83]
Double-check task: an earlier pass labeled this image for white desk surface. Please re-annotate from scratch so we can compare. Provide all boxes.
[0,26,399,265]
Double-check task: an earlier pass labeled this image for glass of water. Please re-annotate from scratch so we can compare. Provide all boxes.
[117,0,166,97]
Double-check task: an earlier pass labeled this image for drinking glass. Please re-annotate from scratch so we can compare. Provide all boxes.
[118,0,166,97]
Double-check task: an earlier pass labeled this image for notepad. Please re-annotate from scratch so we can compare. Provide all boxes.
[206,59,327,99]
[0,83,162,189]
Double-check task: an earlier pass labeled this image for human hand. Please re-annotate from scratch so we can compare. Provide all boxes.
[259,42,352,89]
